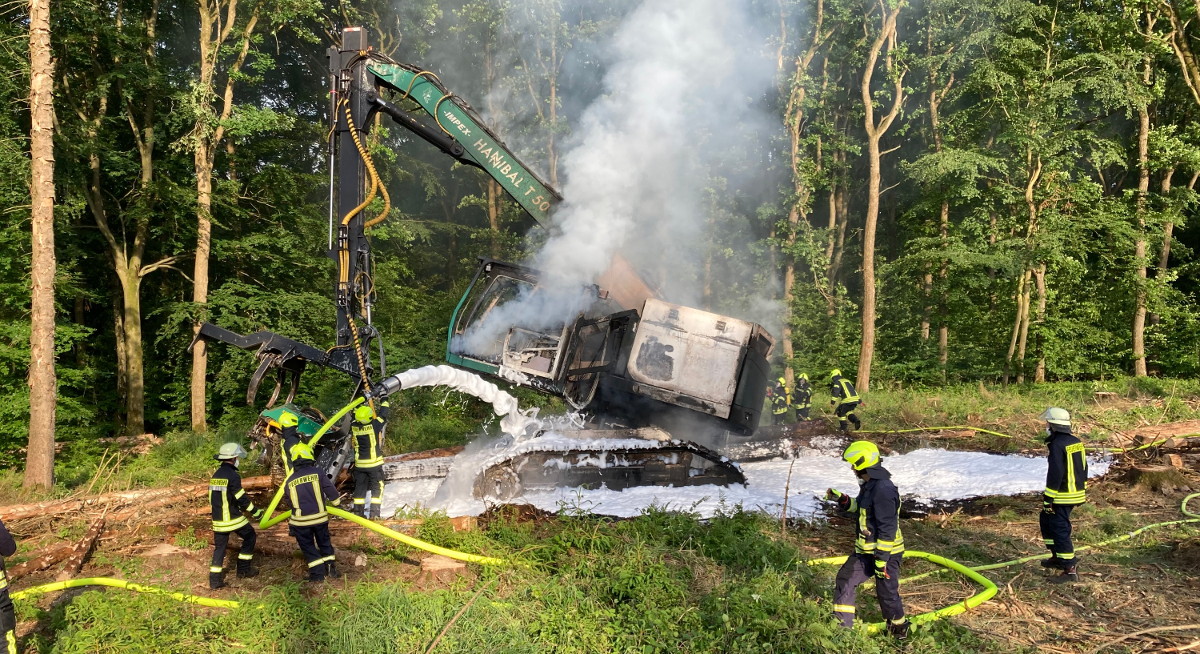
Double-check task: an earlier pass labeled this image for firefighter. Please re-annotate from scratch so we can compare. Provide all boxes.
[794,373,812,420]
[208,442,262,589]
[825,440,908,639]
[276,410,302,476]
[767,376,792,425]
[0,517,17,653]
[1039,407,1087,583]
[351,400,390,519]
[829,369,862,433]
[285,442,341,582]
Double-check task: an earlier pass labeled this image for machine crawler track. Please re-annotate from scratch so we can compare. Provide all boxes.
[470,435,745,501]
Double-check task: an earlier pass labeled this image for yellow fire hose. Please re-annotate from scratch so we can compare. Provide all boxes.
[11,577,241,609]
[806,493,1200,634]
[257,395,509,566]
[805,550,998,634]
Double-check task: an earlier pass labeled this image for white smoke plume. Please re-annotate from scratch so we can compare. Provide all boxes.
[452,0,783,353]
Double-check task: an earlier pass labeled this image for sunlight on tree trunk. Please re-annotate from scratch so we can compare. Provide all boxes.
[26,0,57,489]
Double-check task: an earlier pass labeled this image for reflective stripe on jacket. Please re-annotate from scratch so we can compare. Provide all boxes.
[842,466,903,556]
[352,421,384,468]
[286,463,339,527]
[0,518,15,595]
[830,375,860,405]
[1045,429,1088,505]
[794,381,812,409]
[210,462,256,533]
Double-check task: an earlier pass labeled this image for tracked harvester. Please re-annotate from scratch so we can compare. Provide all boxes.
[190,27,773,498]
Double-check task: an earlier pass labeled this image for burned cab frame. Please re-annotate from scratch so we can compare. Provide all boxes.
[446,258,773,435]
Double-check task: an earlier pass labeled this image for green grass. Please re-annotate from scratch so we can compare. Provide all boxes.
[27,510,1026,654]
[843,377,1200,444]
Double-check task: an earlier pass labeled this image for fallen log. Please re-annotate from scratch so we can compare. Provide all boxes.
[0,476,274,522]
[57,517,105,580]
[7,545,73,582]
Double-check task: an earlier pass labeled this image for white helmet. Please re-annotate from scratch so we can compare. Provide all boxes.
[1039,407,1071,427]
[215,442,248,460]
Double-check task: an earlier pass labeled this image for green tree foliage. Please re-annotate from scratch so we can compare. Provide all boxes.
[7,0,1200,462]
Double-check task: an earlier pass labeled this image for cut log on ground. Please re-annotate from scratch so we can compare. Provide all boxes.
[0,476,273,522]
[57,517,105,580]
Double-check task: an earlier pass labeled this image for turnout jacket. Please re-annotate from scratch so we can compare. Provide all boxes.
[209,462,257,533]
[0,519,15,597]
[286,462,340,527]
[841,466,904,557]
[794,379,812,409]
[768,379,791,414]
[1045,428,1088,505]
[352,400,390,469]
[830,375,860,405]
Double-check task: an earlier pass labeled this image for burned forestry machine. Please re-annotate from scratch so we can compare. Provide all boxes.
[191,27,774,498]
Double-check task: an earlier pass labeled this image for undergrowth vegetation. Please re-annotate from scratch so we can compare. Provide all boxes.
[26,510,1021,654]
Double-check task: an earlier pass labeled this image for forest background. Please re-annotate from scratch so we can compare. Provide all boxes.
[5,0,1200,481]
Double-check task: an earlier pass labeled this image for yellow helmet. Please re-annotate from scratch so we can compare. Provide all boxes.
[279,411,299,428]
[842,440,880,471]
[354,404,375,423]
[289,442,315,462]
[830,369,842,378]
[799,373,808,381]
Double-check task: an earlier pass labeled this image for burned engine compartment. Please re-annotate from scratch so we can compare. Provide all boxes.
[446,259,773,437]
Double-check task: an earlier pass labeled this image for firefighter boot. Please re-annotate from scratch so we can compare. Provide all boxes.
[1040,555,1061,568]
[236,561,260,579]
[1049,563,1078,584]
[326,561,342,579]
[369,506,382,520]
[886,618,910,640]
[209,571,227,590]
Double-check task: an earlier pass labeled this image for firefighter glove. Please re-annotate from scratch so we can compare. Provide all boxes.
[874,557,890,580]
[251,508,264,521]
[1041,494,1055,514]
[825,488,851,510]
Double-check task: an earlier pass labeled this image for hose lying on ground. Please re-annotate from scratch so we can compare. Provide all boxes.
[806,493,1200,634]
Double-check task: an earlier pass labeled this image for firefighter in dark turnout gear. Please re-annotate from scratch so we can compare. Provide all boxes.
[794,373,812,420]
[286,442,342,582]
[825,440,908,639]
[767,376,792,425]
[208,442,262,589]
[0,518,18,654]
[351,399,390,519]
[1038,407,1087,583]
[276,410,302,476]
[829,369,862,432]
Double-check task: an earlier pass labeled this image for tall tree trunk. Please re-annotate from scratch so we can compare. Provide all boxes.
[1033,263,1046,382]
[1004,269,1030,385]
[1132,44,1152,377]
[856,0,904,391]
[778,0,827,384]
[189,0,260,432]
[26,0,57,489]
[191,148,212,431]
[938,200,950,378]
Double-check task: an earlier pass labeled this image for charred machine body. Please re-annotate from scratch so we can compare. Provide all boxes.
[190,27,775,495]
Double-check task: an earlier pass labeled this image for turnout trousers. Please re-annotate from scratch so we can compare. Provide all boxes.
[0,591,14,654]
[352,466,386,517]
[835,401,861,431]
[833,553,905,628]
[1039,503,1076,563]
[290,522,335,581]
[211,523,256,575]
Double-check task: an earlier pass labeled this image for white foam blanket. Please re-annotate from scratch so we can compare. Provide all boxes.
[393,365,540,436]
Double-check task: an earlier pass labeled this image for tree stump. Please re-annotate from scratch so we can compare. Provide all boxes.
[417,554,467,585]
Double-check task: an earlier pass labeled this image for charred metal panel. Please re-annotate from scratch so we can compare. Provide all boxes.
[626,299,755,418]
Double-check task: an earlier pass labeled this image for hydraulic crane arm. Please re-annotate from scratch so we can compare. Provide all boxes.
[190,27,567,408]
[363,61,562,228]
